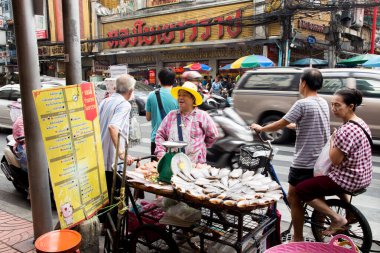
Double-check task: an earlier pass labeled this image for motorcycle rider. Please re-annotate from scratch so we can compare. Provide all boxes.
[181,71,215,110]
[12,113,27,172]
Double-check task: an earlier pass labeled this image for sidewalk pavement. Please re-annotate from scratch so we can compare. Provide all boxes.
[0,210,35,253]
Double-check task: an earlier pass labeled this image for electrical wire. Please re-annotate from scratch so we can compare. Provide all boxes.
[38,0,380,50]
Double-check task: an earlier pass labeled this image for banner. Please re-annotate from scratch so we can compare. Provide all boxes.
[146,0,180,8]
[33,83,108,229]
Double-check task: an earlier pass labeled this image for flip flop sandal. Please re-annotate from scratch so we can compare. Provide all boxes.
[322,225,349,236]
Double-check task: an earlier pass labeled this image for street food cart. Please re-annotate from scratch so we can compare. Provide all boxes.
[104,135,281,253]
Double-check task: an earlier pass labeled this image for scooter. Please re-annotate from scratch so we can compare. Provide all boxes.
[1,135,29,194]
[200,88,230,110]
[206,107,253,169]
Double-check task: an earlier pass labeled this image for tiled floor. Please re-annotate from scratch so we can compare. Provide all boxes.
[0,210,35,253]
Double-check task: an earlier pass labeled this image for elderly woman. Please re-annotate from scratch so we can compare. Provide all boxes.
[296,88,373,236]
[155,81,218,164]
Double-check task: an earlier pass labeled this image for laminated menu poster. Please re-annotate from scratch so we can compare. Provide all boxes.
[33,82,108,229]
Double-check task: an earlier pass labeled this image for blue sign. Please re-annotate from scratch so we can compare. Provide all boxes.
[307,35,317,45]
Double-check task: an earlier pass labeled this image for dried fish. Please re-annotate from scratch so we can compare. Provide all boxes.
[219,168,230,178]
[221,176,229,187]
[209,198,223,204]
[252,173,265,180]
[223,200,237,206]
[242,170,255,178]
[229,168,243,178]
[170,164,282,209]
[228,178,240,188]
[267,181,281,191]
[210,167,220,177]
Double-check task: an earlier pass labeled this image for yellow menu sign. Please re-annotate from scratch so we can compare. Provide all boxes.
[33,83,108,229]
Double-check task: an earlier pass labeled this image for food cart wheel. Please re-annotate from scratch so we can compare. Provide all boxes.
[129,224,180,253]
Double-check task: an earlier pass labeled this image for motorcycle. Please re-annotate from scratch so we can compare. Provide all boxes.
[199,88,230,110]
[1,135,29,194]
[206,107,253,169]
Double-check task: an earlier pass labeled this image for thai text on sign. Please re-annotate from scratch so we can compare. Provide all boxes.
[106,9,243,48]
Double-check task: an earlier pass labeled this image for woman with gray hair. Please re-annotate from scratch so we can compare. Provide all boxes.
[99,74,136,201]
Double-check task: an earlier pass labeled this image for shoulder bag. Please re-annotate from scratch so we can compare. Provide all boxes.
[155,89,167,120]
[348,120,373,148]
[314,98,332,177]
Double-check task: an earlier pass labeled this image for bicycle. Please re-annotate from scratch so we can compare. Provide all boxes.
[239,133,373,253]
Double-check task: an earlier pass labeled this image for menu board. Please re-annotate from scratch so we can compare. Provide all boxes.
[33,83,108,229]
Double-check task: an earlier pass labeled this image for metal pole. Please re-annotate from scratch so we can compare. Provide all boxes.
[371,3,378,54]
[12,0,53,238]
[62,0,82,85]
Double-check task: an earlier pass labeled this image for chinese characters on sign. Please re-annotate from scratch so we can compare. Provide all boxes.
[33,83,108,229]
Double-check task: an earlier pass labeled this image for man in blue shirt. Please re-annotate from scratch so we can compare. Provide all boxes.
[146,68,178,159]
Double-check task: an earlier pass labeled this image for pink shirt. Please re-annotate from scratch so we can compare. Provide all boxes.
[155,108,218,164]
[328,120,372,192]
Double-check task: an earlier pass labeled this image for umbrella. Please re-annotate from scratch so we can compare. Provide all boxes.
[290,58,328,67]
[230,55,274,69]
[184,63,212,71]
[337,54,380,66]
[363,56,380,67]
[220,64,232,70]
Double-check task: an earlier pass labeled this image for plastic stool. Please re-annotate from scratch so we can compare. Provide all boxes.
[35,230,81,253]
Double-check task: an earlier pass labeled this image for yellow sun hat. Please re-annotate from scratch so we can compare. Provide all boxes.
[171,81,203,106]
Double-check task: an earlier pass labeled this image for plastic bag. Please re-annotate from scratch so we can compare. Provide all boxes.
[129,116,141,147]
[314,141,331,177]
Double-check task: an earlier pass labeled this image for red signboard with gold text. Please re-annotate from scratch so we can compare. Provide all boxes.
[102,2,254,49]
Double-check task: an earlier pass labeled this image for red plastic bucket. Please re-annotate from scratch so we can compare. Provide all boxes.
[35,230,81,253]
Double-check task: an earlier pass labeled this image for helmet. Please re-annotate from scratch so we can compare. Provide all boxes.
[181,71,202,81]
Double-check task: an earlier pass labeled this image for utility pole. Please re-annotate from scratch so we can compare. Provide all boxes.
[12,0,53,238]
[62,0,82,84]
[283,15,292,67]
[328,9,339,68]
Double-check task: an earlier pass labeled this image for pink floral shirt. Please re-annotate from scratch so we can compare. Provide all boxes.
[155,108,218,164]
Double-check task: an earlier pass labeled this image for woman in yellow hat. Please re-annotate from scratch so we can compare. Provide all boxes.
[155,81,219,164]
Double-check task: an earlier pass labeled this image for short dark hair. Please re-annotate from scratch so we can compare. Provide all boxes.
[158,68,175,86]
[301,68,323,91]
[334,88,363,112]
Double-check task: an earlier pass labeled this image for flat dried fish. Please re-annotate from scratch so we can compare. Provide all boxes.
[229,168,243,178]
[219,168,230,178]
[209,198,223,204]
[223,200,237,206]
[210,167,219,177]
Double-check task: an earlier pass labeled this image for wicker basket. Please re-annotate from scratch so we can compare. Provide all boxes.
[265,234,359,253]
[239,144,271,171]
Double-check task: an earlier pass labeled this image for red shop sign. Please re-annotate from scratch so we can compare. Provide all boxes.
[81,82,97,121]
[148,69,156,84]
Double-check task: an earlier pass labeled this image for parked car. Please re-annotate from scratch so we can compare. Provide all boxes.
[0,81,66,129]
[95,78,153,116]
[233,68,380,143]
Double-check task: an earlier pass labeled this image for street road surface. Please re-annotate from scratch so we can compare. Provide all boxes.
[0,116,379,247]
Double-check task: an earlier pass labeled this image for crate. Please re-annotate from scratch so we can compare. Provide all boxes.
[239,144,271,171]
